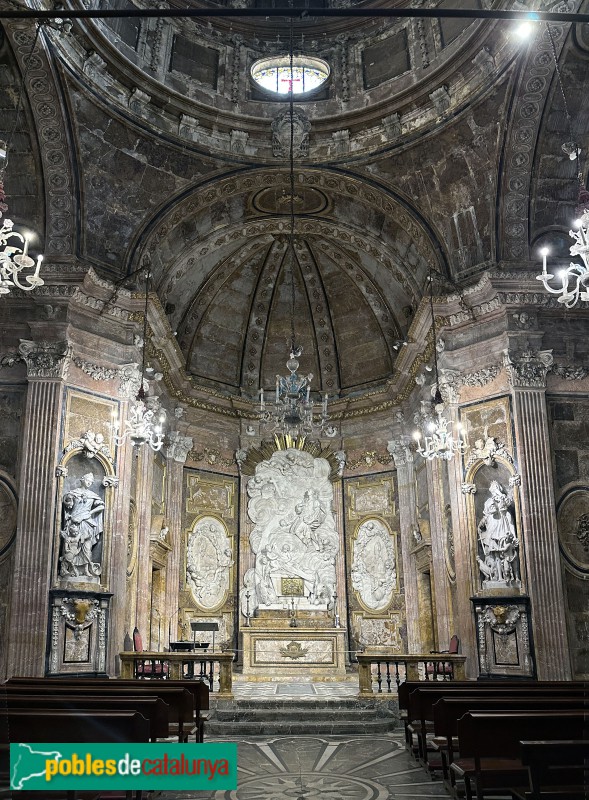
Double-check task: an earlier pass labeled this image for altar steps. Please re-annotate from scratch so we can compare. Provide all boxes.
[206,696,398,736]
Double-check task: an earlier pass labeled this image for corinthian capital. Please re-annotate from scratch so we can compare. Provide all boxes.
[503,349,553,389]
[18,339,71,379]
[387,436,413,467]
[165,431,193,463]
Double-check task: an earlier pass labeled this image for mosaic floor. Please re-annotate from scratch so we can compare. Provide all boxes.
[154,730,446,800]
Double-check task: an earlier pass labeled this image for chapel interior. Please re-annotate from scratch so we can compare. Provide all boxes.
[1,0,588,701]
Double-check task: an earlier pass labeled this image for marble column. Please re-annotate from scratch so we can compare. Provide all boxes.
[506,349,571,679]
[134,444,154,645]
[7,340,71,677]
[426,456,452,652]
[163,432,193,646]
[388,437,422,653]
[107,398,134,676]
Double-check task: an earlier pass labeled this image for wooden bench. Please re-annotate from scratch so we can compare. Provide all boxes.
[514,740,589,800]
[7,677,209,742]
[1,709,150,800]
[451,711,588,800]
[5,680,195,743]
[431,696,585,788]
[404,683,586,763]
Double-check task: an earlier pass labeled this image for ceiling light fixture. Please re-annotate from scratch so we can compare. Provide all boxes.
[413,271,466,461]
[536,23,589,308]
[0,26,44,296]
[257,12,336,440]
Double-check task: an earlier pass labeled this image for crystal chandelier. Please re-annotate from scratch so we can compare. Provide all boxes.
[0,27,45,296]
[536,184,589,309]
[114,271,165,452]
[257,20,336,440]
[413,272,466,461]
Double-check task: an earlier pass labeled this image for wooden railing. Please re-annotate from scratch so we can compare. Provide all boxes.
[119,651,235,697]
[356,652,467,695]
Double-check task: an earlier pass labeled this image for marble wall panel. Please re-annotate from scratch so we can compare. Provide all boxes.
[460,395,514,458]
[63,389,116,456]
[181,469,238,643]
[344,472,404,650]
[0,387,25,479]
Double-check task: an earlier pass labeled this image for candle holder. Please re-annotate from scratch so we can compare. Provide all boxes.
[289,596,297,628]
[244,590,251,628]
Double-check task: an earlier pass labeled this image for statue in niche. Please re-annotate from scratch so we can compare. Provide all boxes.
[244,449,338,616]
[59,472,104,580]
[477,480,520,589]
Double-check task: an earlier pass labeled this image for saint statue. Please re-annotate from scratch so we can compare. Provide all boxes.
[59,472,105,580]
[477,480,520,588]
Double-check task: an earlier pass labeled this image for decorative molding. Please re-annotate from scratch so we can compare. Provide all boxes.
[72,357,141,398]
[165,431,193,463]
[18,340,71,379]
[63,429,114,468]
[346,451,394,470]
[503,349,553,389]
[461,483,477,495]
[550,362,589,381]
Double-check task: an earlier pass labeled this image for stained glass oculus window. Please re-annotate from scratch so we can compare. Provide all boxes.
[251,56,330,96]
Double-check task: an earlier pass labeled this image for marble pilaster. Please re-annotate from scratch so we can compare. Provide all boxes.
[134,445,155,645]
[425,456,452,651]
[506,349,571,679]
[388,437,421,653]
[163,432,193,645]
[7,340,71,677]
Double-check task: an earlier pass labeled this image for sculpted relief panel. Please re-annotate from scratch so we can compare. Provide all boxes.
[243,449,338,616]
[351,518,397,612]
[186,516,233,611]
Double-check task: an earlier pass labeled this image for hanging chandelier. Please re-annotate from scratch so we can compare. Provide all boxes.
[257,18,336,440]
[114,271,165,452]
[0,189,44,294]
[413,273,466,461]
[0,26,45,295]
[537,184,589,309]
[535,23,589,309]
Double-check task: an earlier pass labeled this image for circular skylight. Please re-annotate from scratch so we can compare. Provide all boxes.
[251,56,330,96]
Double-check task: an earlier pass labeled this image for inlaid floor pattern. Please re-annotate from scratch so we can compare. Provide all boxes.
[155,730,447,800]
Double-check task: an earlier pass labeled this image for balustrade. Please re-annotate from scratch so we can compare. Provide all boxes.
[356,652,467,694]
[119,651,235,697]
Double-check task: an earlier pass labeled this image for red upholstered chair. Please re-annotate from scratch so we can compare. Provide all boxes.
[132,626,169,679]
[426,634,459,680]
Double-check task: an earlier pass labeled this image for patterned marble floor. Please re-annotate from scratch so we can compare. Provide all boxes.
[154,730,446,800]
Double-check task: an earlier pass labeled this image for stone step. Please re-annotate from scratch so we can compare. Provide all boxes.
[206,695,398,736]
[206,717,395,737]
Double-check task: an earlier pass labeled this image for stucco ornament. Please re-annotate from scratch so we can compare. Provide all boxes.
[243,449,338,616]
[477,481,521,590]
[272,108,310,158]
[351,519,396,611]
[186,516,233,610]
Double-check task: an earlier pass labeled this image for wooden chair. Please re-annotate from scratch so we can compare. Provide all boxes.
[133,626,169,679]
[426,634,459,679]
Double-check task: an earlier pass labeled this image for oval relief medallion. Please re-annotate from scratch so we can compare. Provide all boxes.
[351,518,396,612]
[0,479,17,556]
[187,516,233,611]
[557,489,589,572]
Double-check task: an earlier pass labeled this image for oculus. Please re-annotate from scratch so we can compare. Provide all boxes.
[251,56,330,96]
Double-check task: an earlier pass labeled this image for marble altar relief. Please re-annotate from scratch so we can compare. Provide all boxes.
[351,518,397,611]
[243,449,338,616]
[346,477,394,520]
[186,516,233,611]
[185,473,235,520]
[356,613,402,651]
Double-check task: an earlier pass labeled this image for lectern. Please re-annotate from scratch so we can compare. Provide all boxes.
[190,621,219,652]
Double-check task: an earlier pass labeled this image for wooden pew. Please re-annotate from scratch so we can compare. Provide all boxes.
[405,683,586,763]
[451,711,588,800]
[1,709,150,800]
[516,740,589,800]
[4,694,170,742]
[4,681,195,742]
[7,677,209,742]
[432,696,585,787]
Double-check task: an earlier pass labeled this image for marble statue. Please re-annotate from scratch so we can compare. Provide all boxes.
[351,519,396,611]
[243,448,339,615]
[59,472,104,580]
[186,516,233,610]
[477,480,520,589]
